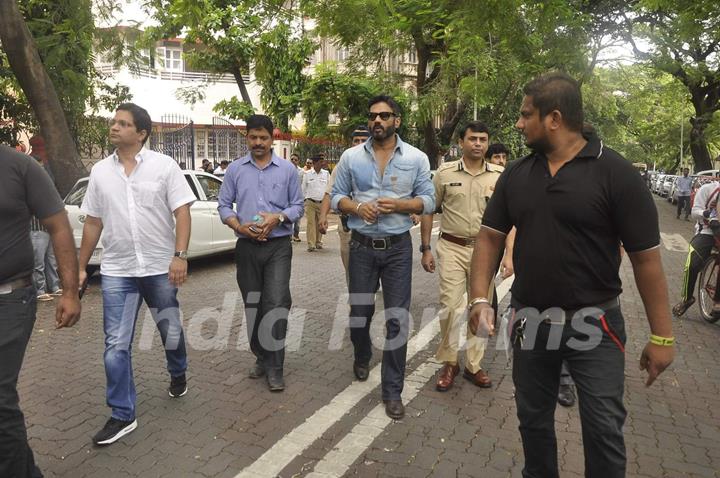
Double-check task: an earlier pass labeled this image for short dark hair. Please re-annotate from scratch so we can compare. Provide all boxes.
[523,72,583,132]
[368,95,402,116]
[486,143,510,159]
[290,152,300,159]
[246,114,274,136]
[220,160,229,166]
[116,102,152,145]
[351,125,371,138]
[458,121,489,139]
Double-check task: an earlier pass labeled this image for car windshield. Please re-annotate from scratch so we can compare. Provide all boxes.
[64,180,88,206]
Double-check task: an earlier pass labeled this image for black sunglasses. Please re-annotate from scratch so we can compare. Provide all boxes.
[367,112,396,121]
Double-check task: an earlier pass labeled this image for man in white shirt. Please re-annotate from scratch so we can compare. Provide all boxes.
[302,154,329,251]
[213,160,229,176]
[78,103,196,447]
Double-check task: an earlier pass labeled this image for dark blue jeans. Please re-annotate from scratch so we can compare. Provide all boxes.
[101,274,188,421]
[512,306,627,478]
[0,285,43,478]
[348,234,412,401]
[235,237,293,371]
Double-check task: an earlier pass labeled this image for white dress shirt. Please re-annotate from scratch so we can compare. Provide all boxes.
[302,168,329,201]
[81,148,196,277]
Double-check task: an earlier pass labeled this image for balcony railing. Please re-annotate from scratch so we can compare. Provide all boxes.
[96,63,249,84]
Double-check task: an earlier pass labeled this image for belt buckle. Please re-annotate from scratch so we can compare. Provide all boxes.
[0,283,12,295]
[466,239,476,247]
[372,238,388,250]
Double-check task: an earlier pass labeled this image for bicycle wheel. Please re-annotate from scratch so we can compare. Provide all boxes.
[697,255,720,323]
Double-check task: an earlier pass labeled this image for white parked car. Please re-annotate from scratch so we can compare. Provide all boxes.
[64,170,237,274]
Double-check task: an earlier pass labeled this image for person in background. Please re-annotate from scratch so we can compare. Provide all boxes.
[486,143,510,168]
[675,167,692,221]
[213,160,230,177]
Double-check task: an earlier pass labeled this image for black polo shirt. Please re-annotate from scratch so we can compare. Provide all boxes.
[482,133,659,310]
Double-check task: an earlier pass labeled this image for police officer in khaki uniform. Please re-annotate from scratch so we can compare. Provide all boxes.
[420,121,505,391]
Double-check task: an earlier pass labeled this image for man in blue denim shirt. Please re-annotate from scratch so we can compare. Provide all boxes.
[218,114,304,392]
[331,95,434,419]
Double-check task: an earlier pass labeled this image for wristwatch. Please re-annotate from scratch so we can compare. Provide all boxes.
[174,250,188,260]
[277,213,286,224]
[419,244,432,252]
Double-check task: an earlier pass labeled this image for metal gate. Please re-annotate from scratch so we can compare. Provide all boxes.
[151,114,195,169]
[210,116,246,163]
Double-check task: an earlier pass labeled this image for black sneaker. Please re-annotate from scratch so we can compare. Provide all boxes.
[169,374,187,398]
[92,417,137,446]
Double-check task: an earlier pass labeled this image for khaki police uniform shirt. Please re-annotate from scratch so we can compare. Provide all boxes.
[434,159,504,238]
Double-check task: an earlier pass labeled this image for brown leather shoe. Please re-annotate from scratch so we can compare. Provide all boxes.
[435,363,460,392]
[463,368,492,388]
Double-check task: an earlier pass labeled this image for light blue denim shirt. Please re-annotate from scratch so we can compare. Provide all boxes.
[331,135,435,237]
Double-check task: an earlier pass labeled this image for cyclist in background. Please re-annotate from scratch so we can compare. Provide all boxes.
[674,172,720,317]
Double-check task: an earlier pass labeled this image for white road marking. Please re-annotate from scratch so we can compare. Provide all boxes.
[306,277,514,477]
[660,232,690,252]
[234,276,514,478]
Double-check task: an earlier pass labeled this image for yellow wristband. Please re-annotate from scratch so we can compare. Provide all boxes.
[649,334,675,346]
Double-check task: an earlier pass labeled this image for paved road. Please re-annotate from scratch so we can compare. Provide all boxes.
[21,201,720,477]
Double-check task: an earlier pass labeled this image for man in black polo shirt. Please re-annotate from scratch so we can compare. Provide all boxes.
[0,145,81,477]
[468,72,675,478]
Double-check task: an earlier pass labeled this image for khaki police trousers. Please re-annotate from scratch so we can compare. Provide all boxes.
[435,237,491,373]
[305,199,323,248]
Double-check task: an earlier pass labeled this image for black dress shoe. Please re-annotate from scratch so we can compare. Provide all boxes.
[383,399,405,419]
[266,369,285,392]
[557,384,576,407]
[249,363,265,379]
[353,362,369,381]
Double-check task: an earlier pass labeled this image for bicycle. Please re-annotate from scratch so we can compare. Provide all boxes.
[697,230,720,323]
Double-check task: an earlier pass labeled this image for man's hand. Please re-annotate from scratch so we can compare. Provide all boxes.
[319,214,329,234]
[376,197,398,214]
[237,222,265,241]
[501,255,514,279]
[357,202,379,223]
[169,257,188,286]
[468,302,495,337]
[256,212,282,240]
[421,250,435,273]
[639,342,674,386]
[78,269,88,293]
[55,291,81,329]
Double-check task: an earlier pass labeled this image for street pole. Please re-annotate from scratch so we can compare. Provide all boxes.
[680,112,684,170]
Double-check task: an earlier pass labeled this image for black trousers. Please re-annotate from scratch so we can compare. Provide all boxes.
[676,195,691,218]
[235,237,292,371]
[680,233,717,302]
[0,285,43,478]
[512,306,627,478]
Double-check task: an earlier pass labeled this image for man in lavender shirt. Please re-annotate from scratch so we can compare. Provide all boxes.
[217,115,304,391]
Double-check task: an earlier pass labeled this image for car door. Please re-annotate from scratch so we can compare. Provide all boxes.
[194,173,236,252]
[184,172,214,257]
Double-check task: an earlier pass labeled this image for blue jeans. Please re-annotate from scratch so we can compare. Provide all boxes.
[0,285,43,478]
[348,233,412,401]
[101,274,188,421]
[30,231,60,295]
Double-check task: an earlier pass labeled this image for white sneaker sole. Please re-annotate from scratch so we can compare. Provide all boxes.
[168,386,187,398]
[95,419,137,445]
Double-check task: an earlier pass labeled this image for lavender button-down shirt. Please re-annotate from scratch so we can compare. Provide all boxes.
[217,152,304,239]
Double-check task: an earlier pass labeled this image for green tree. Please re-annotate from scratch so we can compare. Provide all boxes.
[624,1,720,170]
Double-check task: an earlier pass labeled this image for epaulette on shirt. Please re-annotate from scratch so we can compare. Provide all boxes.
[486,163,504,174]
[437,160,460,172]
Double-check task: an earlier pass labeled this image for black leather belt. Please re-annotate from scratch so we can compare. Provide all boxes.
[351,231,410,250]
[0,276,33,295]
[511,297,620,325]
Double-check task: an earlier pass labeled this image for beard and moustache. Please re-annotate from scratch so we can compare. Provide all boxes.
[371,123,396,141]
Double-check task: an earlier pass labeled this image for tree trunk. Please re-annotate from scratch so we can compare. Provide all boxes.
[230,65,254,106]
[689,115,713,171]
[0,0,86,196]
